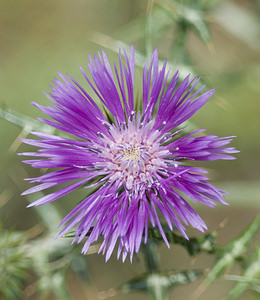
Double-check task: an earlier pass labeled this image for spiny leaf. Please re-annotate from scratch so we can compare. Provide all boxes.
[202,215,260,288]
[121,269,203,295]
[226,244,260,300]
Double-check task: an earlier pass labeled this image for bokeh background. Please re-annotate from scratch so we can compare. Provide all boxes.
[0,0,260,299]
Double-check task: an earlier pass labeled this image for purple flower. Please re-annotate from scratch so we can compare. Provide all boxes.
[20,46,238,262]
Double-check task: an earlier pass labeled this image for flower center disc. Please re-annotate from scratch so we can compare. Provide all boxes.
[94,117,170,195]
[123,145,140,161]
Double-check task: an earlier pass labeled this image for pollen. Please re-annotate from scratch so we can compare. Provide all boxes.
[122,145,141,161]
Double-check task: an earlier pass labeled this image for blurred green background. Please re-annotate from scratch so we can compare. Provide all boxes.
[0,0,260,299]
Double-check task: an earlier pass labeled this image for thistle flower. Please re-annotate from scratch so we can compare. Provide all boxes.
[20,46,238,262]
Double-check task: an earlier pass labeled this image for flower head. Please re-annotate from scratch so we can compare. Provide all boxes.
[20,46,238,261]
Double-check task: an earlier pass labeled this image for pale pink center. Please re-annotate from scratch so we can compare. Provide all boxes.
[94,113,171,195]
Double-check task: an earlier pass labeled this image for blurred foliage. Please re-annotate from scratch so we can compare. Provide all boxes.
[0,225,29,300]
[95,216,260,300]
[0,201,93,300]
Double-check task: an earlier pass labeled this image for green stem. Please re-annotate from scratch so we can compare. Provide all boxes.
[142,239,159,273]
[142,240,168,300]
